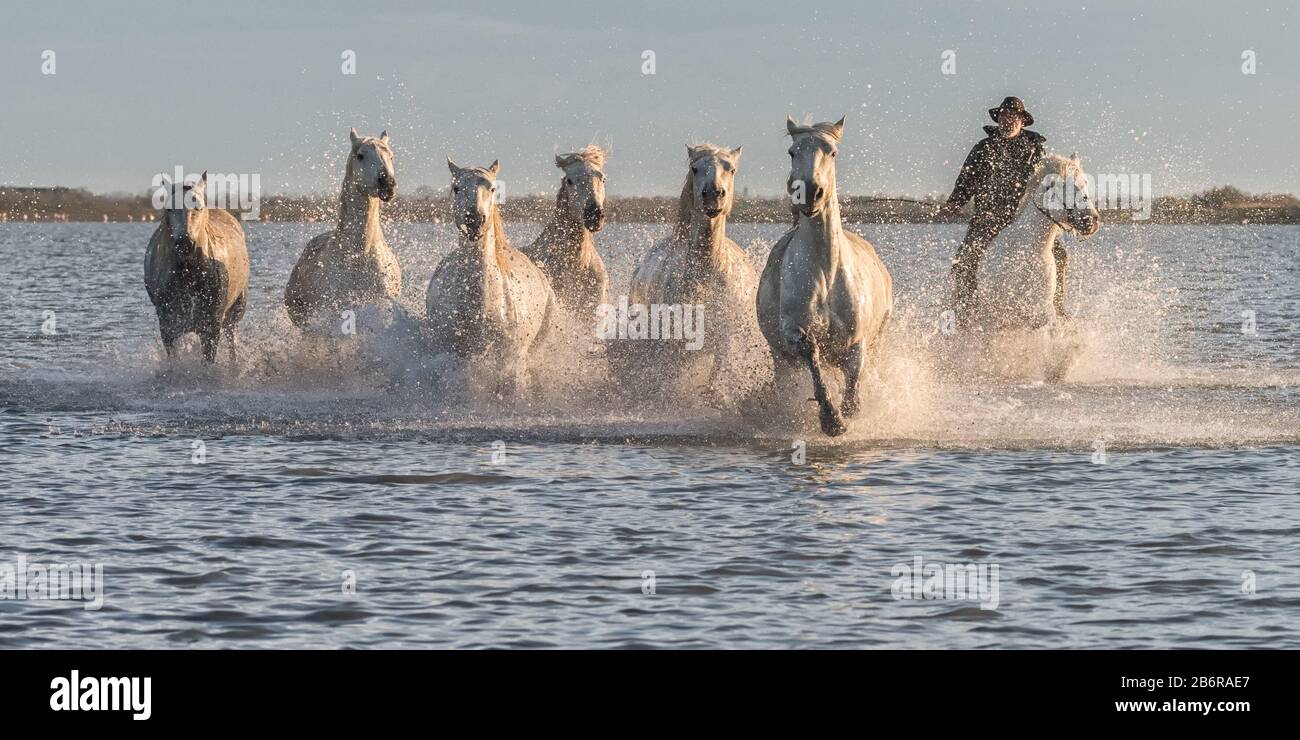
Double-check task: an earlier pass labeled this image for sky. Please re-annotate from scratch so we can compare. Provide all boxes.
[1,0,1296,198]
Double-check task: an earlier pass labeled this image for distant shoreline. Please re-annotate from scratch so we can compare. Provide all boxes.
[3,186,1298,225]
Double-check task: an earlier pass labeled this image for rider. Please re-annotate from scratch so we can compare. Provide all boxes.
[939,96,1068,324]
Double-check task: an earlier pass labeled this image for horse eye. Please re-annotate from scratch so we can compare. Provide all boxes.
[452,185,460,194]
[356,153,365,160]
[831,150,837,158]
[566,178,573,186]
[788,149,794,157]
[691,166,698,174]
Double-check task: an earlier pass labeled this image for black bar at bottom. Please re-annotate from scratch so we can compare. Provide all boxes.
[0,649,1284,727]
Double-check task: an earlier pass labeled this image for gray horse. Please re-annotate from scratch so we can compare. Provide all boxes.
[144,172,250,363]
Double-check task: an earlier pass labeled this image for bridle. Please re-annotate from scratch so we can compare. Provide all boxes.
[1033,163,1096,242]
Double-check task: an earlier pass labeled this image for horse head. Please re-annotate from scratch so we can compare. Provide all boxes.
[786,115,844,217]
[348,128,396,202]
[447,158,500,241]
[684,144,742,221]
[556,146,607,232]
[1035,153,1101,238]
[162,171,209,257]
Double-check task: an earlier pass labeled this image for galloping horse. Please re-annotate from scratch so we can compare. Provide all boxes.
[284,128,400,328]
[966,152,1101,380]
[757,117,894,436]
[144,172,249,364]
[620,143,759,405]
[426,159,558,398]
[970,152,1101,331]
[523,146,609,320]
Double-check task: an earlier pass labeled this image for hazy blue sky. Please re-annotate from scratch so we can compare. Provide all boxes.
[1,0,1296,197]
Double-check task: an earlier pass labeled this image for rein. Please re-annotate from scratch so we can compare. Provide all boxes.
[857,197,943,209]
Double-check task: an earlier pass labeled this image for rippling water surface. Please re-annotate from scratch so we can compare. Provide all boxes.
[1,221,1297,648]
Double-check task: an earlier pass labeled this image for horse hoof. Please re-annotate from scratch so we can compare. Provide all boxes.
[842,398,860,418]
[819,409,848,437]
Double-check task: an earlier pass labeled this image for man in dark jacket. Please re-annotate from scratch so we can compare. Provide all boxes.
[939,97,1068,324]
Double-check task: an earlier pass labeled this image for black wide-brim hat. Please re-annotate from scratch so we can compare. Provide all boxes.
[989,96,1034,126]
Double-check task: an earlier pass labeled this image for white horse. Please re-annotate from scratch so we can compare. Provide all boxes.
[144,172,249,364]
[757,117,894,436]
[285,128,400,328]
[426,159,558,398]
[617,143,759,405]
[972,152,1101,330]
[522,146,609,319]
[967,152,1101,380]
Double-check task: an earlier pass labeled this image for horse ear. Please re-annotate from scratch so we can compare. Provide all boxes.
[446,158,460,174]
[1070,152,1081,164]
[833,115,846,135]
[786,115,799,135]
[730,146,743,160]
[488,160,500,176]
[380,130,389,143]
[554,154,566,169]
[349,128,360,147]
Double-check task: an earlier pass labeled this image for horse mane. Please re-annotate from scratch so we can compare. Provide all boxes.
[1019,153,1077,210]
[672,143,733,242]
[786,120,843,142]
[1039,152,1074,177]
[553,145,607,222]
[555,144,605,171]
[490,201,512,275]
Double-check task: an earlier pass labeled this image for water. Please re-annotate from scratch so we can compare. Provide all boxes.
[1,221,1297,648]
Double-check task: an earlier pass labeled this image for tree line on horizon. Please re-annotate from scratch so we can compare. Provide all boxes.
[2,184,1298,225]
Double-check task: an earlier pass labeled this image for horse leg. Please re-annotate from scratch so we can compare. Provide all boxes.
[225,326,239,367]
[847,312,891,416]
[160,327,179,361]
[511,352,530,399]
[792,330,846,437]
[492,345,526,400]
[199,328,220,364]
[703,333,732,409]
[841,341,865,418]
[767,349,799,397]
[1052,238,1070,318]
